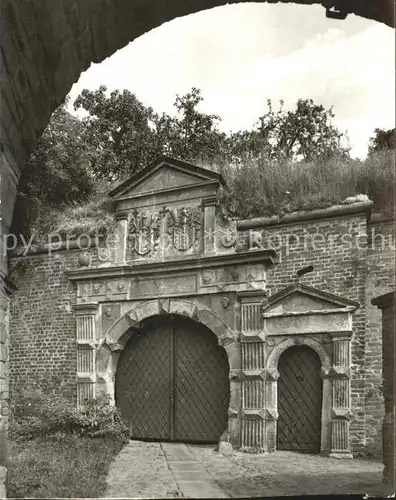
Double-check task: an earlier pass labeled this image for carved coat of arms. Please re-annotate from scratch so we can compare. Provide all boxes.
[165,206,202,252]
[128,209,160,256]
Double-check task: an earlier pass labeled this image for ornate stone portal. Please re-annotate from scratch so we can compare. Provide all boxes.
[66,156,359,455]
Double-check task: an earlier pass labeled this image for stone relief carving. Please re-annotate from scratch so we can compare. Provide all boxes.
[218,217,238,249]
[78,279,128,301]
[164,206,202,252]
[221,297,230,309]
[128,208,161,256]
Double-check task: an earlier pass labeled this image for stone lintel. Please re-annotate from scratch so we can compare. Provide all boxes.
[263,307,356,319]
[263,312,352,336]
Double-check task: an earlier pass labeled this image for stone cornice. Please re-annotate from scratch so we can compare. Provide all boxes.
[237,200,373,230]
[263,307,356,319]
[65,249,276,281]
[113,179,220,203]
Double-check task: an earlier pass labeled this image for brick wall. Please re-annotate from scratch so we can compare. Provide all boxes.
[8,251,78,400]
[364,218,396,455]
[7,210,395,457]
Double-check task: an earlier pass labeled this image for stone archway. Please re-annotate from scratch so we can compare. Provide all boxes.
[265,336,332,454]
[115,314,230,442]
[95,298,240,446]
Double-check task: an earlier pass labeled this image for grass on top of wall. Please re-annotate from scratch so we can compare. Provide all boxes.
[30,151,395,242]
[217,151,395,219]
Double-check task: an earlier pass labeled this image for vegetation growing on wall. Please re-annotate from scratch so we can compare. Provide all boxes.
[11,88,395,241]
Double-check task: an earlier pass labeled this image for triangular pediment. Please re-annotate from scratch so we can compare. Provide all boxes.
[263,283,359,315]
[109,155,225,200]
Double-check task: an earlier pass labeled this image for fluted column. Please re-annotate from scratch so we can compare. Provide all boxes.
[202,195,217,255]
[239,292,267,451]
[74,303,99,406]
[115,212,128,264]
[329,333,353,458]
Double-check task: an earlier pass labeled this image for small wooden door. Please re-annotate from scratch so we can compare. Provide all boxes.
[277,345,322,453]
[115,316,230,443]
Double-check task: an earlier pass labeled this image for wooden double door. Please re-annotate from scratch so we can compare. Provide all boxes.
[115,316,230,443]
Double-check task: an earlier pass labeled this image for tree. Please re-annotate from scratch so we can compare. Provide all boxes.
[11,100,94,237]
[165,87,228,163]
[74,86,159,180]
[229,98,350,163]
[368,128,396,153]
[73,86,228,180]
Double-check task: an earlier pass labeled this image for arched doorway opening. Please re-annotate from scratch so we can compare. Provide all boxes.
[277,345,323,453]
[115,314,230,443]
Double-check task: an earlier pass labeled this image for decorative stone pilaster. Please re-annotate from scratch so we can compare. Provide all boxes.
[115,212,128,264]
[202,195,217,255]
[74,303,99,406]
[329,332,353,458]
[0,289,9,499]
[263,367,280,453]
[239,292,267,451]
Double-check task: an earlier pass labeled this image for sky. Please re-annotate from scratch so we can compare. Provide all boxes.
[67,3,395,159]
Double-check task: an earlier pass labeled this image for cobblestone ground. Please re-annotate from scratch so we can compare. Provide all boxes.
[189,444,393,497]
[105,441,393,498]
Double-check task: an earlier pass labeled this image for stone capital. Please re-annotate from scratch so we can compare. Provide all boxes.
[264,368,280,381]
[242,369,266,380]
[240,331,266,342]
[241,409,266,420]
[330,366,351,379]
[229,370,241,381]
[227,407,239,418]
[331,408,353,420]
[201,195,218,207]
[73,303,99,316]
[330,331,353,340]
[115,211,129,221]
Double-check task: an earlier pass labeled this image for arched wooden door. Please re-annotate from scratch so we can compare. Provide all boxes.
[115,315,230,443]
[277,345,322,453]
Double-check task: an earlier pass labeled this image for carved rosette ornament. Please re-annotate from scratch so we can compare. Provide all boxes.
[128,209,161,256]
[165,206,202,251]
